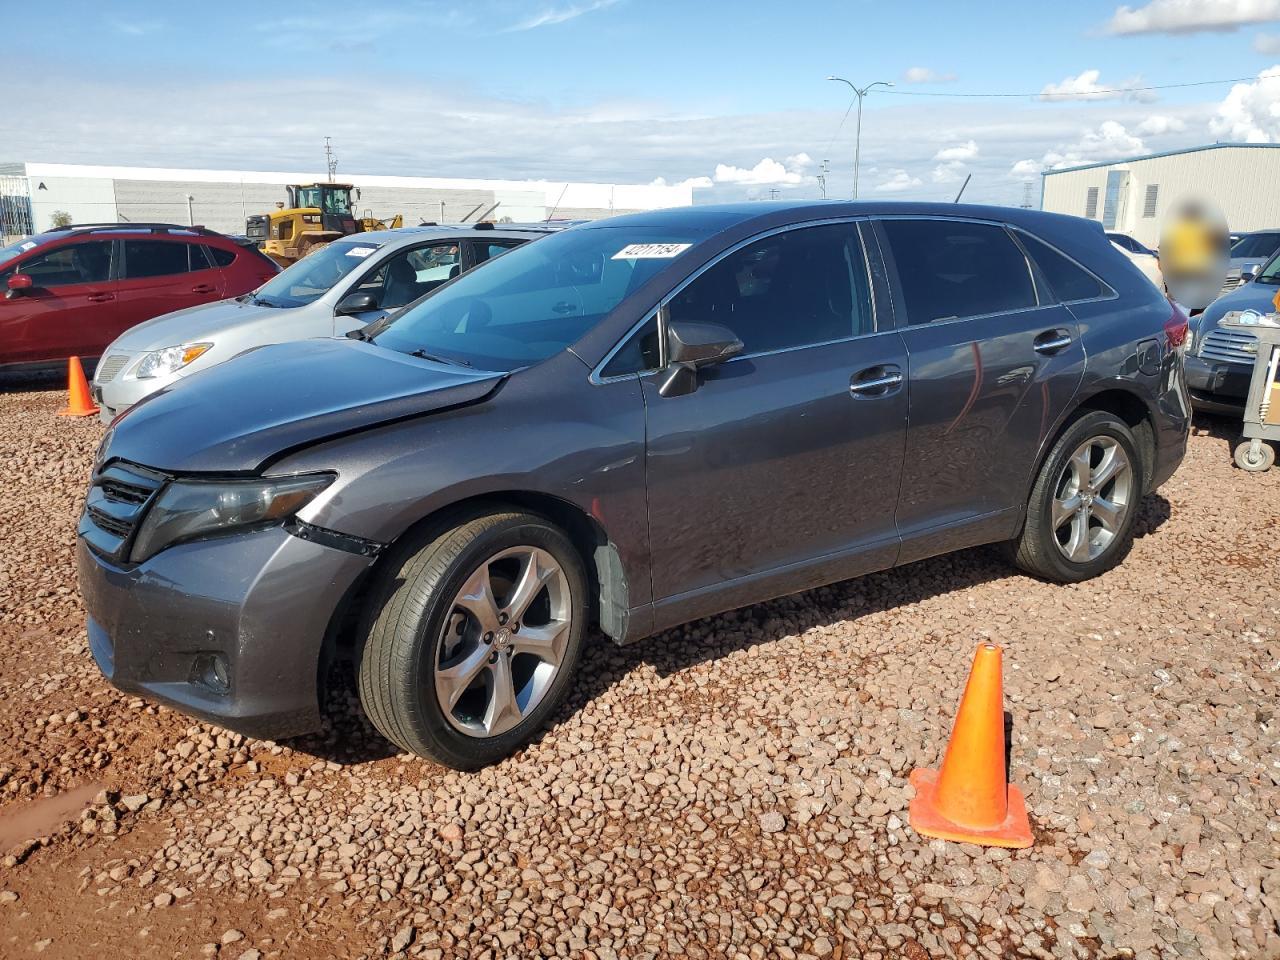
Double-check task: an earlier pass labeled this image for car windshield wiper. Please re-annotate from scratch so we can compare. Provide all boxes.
[345,327,373,342]
[409,348,471,367]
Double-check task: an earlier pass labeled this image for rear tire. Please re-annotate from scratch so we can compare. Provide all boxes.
[357,510,588,769]
[1011,411,1143,583]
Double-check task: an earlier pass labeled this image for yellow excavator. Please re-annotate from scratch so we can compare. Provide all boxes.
[245,183,403,266]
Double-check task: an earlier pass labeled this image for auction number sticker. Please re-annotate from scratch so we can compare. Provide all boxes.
[611,243,692,260]
[345,246,376,258]
[19,241,36,251]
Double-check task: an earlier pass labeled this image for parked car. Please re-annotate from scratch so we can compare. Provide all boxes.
[1218,229,1280,297]
[1106,232,1156,258]
[0,224,278,373]
[77,201,1189,768]
[1109,238,1163,291]
[1186,249,1280,414]
[91,223,559,422]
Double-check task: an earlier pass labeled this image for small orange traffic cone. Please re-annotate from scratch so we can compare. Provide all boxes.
[58,356,99,418]
[908,643,1033,849]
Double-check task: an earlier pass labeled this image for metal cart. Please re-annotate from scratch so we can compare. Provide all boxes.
[1219,309,1280,472]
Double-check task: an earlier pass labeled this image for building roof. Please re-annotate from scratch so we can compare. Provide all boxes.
[1042,142,1280,176]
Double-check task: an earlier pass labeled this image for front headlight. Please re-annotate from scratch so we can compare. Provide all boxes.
[132,342,212,380]
[129,474,334,562]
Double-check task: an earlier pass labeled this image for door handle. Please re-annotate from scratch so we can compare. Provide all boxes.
[1034,329,1073,355]
[192,284,216,294]
[86,293,114,303]
[850,366,903,397]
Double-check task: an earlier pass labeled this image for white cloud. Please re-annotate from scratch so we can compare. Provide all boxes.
[507,0,620,32]
[933,140,979,162]
[784,152,814,170]
[1254,31,1280,51]
[874,169,923,192]
[1012,120,1148,174]
[931,163,965,183]
[1135,114,1187,135]
[650,175,713,190]
[1106,0,1280,35]
[903,67,957,84]
[1210,65,1280,140]
[1040,69,1155,102]
[712,157,809,186]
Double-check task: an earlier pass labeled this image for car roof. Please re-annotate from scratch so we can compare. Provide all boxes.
[344,223,571,249]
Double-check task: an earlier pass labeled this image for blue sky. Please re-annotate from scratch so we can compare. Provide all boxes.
[10,0,1280,204]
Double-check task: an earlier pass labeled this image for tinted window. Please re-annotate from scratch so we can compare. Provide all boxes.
[18,241,111,286]
[206,246,236,267]
[475,240,522,264]
[881,219,1036,324]
[667,223,872,355]
[601,314,661,377]
[355,243,461,309]
[1018,232,1106,302]
[124,240,196,279]
[1231,233,1280,259]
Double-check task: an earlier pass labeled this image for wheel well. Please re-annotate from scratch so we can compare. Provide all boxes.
[318,491,627,692]
[1074,389,1157,491]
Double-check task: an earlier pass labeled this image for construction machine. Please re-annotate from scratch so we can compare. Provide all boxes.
[245,183,403,266]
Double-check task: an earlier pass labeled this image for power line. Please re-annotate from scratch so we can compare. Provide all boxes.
[873,74,1280,99]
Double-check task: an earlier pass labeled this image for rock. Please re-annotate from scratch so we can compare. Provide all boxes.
[759,812,787,834]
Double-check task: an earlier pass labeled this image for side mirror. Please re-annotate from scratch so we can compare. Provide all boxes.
[1240,269,1256,284]
[336,291,379,316]
[657,320,743,398]
[5,273,32,299]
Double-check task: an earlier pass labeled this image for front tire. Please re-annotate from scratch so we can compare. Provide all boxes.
[357,510,588,769]
[1011,411,1143,583]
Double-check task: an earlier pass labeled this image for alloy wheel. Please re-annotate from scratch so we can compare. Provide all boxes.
[1051,436,1134,563]
[433,546,572,738]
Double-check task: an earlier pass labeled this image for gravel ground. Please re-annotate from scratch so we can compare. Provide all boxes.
[0,386,1277,960]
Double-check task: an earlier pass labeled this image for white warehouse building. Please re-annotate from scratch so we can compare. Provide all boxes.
[1040,143,1280,248]
[0,162,694,240]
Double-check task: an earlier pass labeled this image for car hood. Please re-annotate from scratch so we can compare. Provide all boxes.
[106,297,292,353]
[102,339,504,473]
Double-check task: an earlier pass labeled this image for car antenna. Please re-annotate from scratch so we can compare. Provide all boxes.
[953,174,971,203]
[546,183,569,222]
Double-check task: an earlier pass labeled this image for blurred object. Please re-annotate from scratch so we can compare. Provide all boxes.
[1159,199,1229,311]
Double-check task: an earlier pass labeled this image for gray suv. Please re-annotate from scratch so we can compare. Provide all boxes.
[77,202,1189,768]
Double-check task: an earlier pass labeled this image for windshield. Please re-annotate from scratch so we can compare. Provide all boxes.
[297,186,351,214]
[1230,233,1280,259]
[0,233,50,266]
[372,226,704,371]
[252,240,383,307]
[1253,251,1280,285]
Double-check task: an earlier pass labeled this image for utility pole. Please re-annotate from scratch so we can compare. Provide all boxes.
[818,159,829,199]
[1020,181,1035,209]
[324,137,338,180]
[768,188,781,201]
[826,77,894,199]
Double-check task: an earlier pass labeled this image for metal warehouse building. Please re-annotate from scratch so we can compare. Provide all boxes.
[1040,143,1280,248]
[0,162,693,240]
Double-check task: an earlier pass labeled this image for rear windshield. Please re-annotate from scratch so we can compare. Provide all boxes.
[1230,233,1280,259]
[251,240,384,307]
[372,226,704,372]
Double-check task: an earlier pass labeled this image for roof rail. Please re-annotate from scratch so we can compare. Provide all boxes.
[51,222,217,236]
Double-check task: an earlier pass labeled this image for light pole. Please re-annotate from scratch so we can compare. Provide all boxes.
[827,76,894,199]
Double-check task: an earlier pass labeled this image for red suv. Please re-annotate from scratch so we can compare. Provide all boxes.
[0,224,279,371]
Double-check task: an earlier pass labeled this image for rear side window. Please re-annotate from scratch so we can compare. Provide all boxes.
[667,222,873,355]
[880,219,1037,324]
[1018,232,1106,302]
[475,240,523,264]
[123,240,202,279]
[206,246,236,267]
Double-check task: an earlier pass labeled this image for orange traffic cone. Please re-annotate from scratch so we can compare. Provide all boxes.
[908,643,1033,849]
[58,356,99,418]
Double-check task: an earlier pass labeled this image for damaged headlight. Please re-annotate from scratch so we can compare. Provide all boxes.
[130,474,334,562]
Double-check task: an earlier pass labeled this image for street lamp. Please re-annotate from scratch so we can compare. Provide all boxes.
[827,76,894,199]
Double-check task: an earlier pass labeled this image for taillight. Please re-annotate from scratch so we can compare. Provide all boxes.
[1164,301,1189,348]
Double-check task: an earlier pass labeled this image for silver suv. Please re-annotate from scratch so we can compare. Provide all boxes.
[91,224,559,422]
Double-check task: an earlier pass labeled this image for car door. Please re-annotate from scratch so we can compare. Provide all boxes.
[873,217,1086,563]
[0,239,117,363]
[116,238,224,340]
[631,220,908,630]
[334,241,463,332]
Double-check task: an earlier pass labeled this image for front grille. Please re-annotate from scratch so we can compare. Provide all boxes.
[1219,274,1243,297]
[1199,328,1259,366]
[79,463,167,562]
[94,354,130,384]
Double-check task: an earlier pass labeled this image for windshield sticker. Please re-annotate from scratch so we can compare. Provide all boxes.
[611,243,692,261]
[19,241,36,251]
[345,246,376,258]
